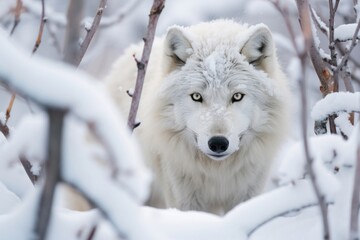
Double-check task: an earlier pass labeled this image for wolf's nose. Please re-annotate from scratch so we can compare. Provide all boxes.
[208,136,229,153]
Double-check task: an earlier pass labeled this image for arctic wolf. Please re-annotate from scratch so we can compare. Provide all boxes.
[106,20,290,215]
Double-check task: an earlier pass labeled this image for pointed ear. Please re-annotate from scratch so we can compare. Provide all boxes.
[241,26,274,70]
[165,27,193,66]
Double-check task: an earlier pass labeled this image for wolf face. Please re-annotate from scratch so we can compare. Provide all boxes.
[160,22,279,161]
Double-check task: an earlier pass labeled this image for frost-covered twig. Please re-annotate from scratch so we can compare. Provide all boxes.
[9,0,23,35]
[63,0,83,65]
[32,0,46,54]
[75,0,107,66]
[127,0,165,130]
[34,108,66,240]
[310,6,329,36]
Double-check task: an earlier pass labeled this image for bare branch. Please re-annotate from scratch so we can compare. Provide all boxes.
[0,119,9,138]
[5,94,16,124]
[32,0,46,54]
[63,0,84,65]
[75,0,107,66]
[278,0,332,238]
[127,0,165,131]
[9,0,23,35]
[34,108,66,240]
[20,156,39,185]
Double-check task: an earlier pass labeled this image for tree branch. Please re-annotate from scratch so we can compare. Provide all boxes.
[63,0,83,65]
[276,1,332,238]
[127,0,165,131]
[34,108,66,240]
[336,19,360,74]
[9,0,23,36]
[32,0,46,54]
[75,0,107,66]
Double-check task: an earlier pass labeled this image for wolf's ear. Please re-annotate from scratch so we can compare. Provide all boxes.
[241,26,273,70]
[165,27,193,66]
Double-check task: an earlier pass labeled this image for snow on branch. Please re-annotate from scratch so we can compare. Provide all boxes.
[311,92,360,121]
[0,29,151,195]
[334,22,360,42]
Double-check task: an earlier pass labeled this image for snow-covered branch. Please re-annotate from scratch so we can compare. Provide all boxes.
[0,28,152,237]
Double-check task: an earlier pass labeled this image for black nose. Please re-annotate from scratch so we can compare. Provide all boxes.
[208,136,229,153]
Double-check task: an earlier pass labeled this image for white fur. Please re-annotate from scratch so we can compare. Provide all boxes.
[105,20,290,215]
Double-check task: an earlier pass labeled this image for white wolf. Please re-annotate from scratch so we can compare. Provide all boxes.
[106,19,290,215]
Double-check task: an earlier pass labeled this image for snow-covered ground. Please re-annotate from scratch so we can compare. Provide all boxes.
[0,0,360,239]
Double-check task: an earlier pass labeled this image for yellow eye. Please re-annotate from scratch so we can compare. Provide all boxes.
[190,92,203,102]
[232,92,244,103]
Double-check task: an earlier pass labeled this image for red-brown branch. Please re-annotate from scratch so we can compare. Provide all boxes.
[9,0,23,35]
[32,0,46,54]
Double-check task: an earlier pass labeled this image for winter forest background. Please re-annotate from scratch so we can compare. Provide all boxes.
[0,0,359,239]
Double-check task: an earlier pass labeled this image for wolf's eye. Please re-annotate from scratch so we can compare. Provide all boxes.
[232,92,245,103]
[190,92,203,102]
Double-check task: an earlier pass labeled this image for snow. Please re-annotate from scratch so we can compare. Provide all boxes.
[311,92,360,121]
[0,0,360,239]
[334,23,360,42]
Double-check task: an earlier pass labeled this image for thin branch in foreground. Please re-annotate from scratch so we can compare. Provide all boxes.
[75,0,107,66]
[9,0,23,35]
[34,108,66,240]
[5,94,16,124]
[350,140,360,239]
[127,0,165,131]
[19,156,38,185]
[32,0,46,54]
[273,0,331,238]
[0,120,9,138]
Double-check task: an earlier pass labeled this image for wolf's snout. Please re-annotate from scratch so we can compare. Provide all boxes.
[208,136,229,153]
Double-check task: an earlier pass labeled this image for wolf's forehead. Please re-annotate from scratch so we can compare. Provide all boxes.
[197,46,245,88]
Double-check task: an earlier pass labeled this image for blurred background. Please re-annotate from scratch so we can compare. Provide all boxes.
[0,0,359,140]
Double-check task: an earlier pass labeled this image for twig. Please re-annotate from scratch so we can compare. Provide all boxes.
[350,144,360,240]
[336,18,360,74]
[20,156,38,184]
[75,0,107,66]
[63,0,83,65]
[127,0,165,131]
[34,108,66,240]
[0,120,9,138]
[310,6,329,36]
[9,0,23,35]
[280,0,332,238]
[32,0,46,54]
[62,182,128,239]
[5,94,16,124]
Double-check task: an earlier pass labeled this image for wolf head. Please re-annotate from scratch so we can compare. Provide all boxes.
[156,20,287,161]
